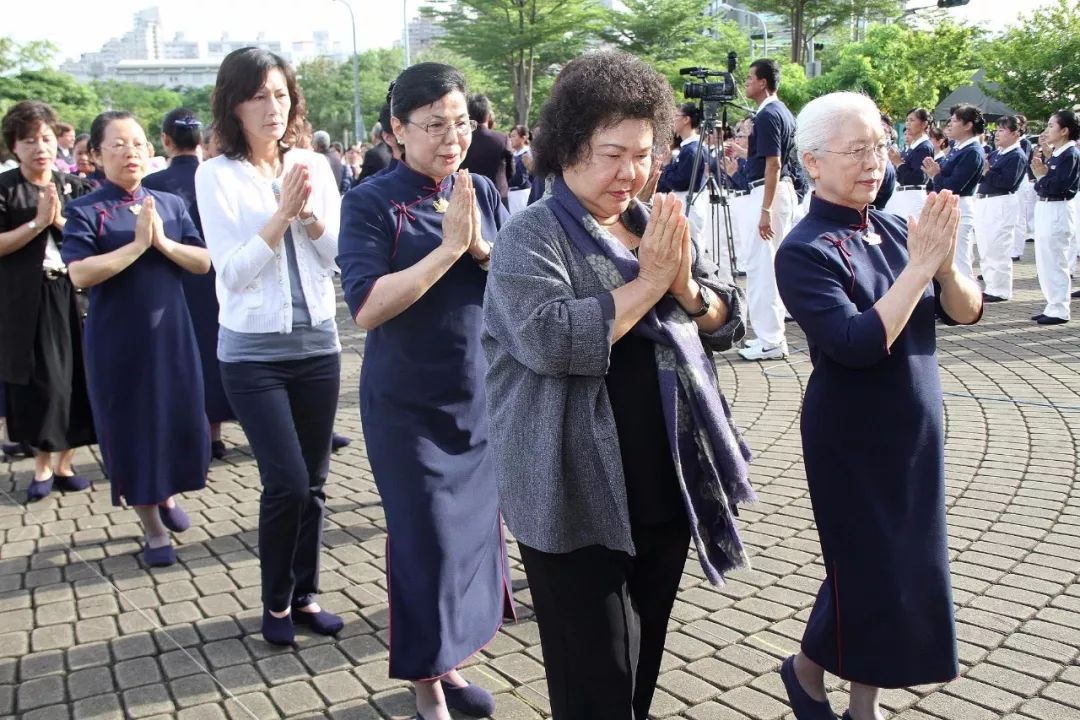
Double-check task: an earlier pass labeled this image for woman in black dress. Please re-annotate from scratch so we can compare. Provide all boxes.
[0,101,96,501]
[773,92,983,720]
[143,108,236,458]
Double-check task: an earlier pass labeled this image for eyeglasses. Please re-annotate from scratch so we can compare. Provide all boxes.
[102,141,148,154]
[406,118,478,139]
[822,141,890,162]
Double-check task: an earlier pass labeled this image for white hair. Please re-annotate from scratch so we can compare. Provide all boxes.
[795,92,881,158]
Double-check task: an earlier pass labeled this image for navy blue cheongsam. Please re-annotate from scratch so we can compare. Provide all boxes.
[774,195,979,689]
[337,162,515,680]
[143,157,235,424]
[62,182,210,507]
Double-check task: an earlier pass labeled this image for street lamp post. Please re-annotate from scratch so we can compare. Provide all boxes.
[333,0,365,143]
[714,2,768,57]
[403,0,412,67]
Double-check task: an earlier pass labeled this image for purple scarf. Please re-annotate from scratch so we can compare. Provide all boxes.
[549,177,755,583]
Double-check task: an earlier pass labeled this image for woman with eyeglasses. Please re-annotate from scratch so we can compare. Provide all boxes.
[774,92,982,720]
[195,47,344,645]
[62,110,211,567]
[337,62,513,720]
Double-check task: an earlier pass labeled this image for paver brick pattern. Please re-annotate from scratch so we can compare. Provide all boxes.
[2,259,1079,719]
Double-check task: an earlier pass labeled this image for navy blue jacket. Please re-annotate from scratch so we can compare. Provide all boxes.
[509,152,531,191]
[977,146,1026,196]
[895,139,933,187]
[872,161,896,210]
[142,155,202,234]
[658,138,707,193]
[1035,145,1080,200]
[933,140,984,196]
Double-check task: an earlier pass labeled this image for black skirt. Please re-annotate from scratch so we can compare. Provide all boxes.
[4,273,95,452]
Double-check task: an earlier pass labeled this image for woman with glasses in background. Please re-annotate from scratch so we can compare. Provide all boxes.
[337,62,513,720]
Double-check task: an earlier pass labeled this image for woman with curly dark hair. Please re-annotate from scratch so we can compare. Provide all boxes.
[483,50,753,718]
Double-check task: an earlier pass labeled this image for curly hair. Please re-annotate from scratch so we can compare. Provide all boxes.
[533,51,675,177]
[2,100,59,154]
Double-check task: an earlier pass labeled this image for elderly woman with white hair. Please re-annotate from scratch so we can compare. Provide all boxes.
[773,92,983,720]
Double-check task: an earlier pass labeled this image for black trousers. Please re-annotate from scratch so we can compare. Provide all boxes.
[5,274,95,452]
[519,518,691,720]
[220,353,340,611]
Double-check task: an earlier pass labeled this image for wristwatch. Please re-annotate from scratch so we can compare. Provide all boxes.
[685,285,712,318]
[299,212,319,226]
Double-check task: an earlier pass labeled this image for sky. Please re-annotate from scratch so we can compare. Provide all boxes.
[4,0,1059,65]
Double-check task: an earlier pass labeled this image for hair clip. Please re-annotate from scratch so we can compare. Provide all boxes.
[385,81,396,104]
[173,117,202,129]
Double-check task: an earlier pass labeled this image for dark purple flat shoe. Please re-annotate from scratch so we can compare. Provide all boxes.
[292,604,344,635]
[142,543,176,567]
[54,473,91,492]
[780,655,835,720]
[331,432,351,451]
[440,680,496,718]
[261,608,295,646]
[26,476,54,502]
[211,440,227,460]
[3,441,33,459]
[158,503,191,532]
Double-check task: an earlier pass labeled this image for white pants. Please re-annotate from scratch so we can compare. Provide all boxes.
[737,181,797,345]
[883,188,928,222]
[973,194,1019,299]
[674,189,734,285]
[508,189,530,215]
[1015,178,1037,256]
[954,195,977,279]
[1071,194,1080,275]
[731,192,756,272]
[1034,199,1077,320]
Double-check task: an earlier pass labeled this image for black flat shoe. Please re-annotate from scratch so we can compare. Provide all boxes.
[1011,255,1021,261]
[780,655,836,720]
[1072,289,1080,298]
[982,293,1006,303]
[1037,315,1068,325]
[1031,313,1046,321]
[210,440,227,460]
[331,433,351,451]
[440,680,496,718]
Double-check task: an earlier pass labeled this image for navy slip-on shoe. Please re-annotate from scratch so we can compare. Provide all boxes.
[1037,315,1069,325]
[211,440,227,460]
[780,655,836,720]
[54,473,91,492]
[158,503,191,533]
[331,433,351,451]
[3,441,33,459]
[261,608,296,646]
[142,543,176,567]
[440,680,496,718]
[291,605,344,635]
[26,476,54,502]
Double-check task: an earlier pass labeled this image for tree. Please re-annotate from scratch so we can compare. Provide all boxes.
[0,70,101,131]
[602,0,751,92]
[0,37,57,74]
[746,0,901,65]
[982,0,1080,123]
[91,81,185,141]
[423,0,606,124]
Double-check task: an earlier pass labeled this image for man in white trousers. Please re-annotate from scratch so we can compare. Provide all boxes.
[736,59,798,361]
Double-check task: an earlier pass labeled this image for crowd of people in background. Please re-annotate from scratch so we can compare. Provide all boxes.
[0,43,1078,720]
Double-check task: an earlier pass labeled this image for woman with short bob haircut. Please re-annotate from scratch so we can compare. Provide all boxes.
[484,50,752,718]
[196,47,343,646]
[774,92,982,720]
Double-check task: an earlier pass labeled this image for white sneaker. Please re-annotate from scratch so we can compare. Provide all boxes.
[738,341,789,361]
[744,337,764,348]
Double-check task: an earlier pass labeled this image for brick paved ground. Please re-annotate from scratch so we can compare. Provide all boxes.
[2,255,1079,720]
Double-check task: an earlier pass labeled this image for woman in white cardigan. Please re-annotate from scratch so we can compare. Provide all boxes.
[195,47,343,646]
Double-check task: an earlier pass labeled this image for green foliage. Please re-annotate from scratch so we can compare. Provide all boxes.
[91,81,185,140]
[0,70,100,132]
[746,0,901,64]
[424,0,607,124]
[0,38,57,74]
[982,0,1080,123]
[776,62,813,115]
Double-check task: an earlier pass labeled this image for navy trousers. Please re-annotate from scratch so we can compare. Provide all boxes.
[220,353,340,611]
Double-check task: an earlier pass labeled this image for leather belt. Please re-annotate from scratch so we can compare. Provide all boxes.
[976,192,1013,199]
[896,185,926,192]
[43,267,68,280]
[747,177,793,190]
[1038,196,1069,202]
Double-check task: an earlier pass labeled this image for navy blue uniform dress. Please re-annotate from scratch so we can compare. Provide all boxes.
[337,162,514,680]
[143,157,234,424]
[774,195,977,689]
[62,182,210,506]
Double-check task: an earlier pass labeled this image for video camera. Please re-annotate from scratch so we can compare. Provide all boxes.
[680,52,739,104]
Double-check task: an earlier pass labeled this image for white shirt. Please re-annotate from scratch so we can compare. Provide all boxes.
[953,136,979,152]
[1053,143,1073,157]
[756,94,778,111]
[680,133,701,148]
[908,134,930,151]
[195,148,341,334]
[996,142,1020,156]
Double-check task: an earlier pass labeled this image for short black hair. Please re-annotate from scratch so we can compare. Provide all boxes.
[906,108,932,125]
[89,111,136,154]
[749,59,780,92]
[2,100,59,154]
[377,103,393,142]
[511,124,530,141]
[679,102,701,130]
[532,50,675,177]
[211,47,307,160]
[161,107,202,152]
[390,63,467,122]
[950,103,986,135]
[997,115,1023,134]
[1052,109,1080,141]
[467,94,492,125]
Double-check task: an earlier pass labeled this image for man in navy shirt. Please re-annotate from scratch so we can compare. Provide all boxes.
[737,59,798,361]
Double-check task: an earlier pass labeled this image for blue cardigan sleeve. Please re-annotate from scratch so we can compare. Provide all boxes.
[979,151,1025,195]
[1035,149,1080,198]
[895,142,931,186]
[936,146,982,194]
[658,142,706,193]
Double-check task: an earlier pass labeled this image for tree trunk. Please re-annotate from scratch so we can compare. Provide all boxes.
[791,3,804,65]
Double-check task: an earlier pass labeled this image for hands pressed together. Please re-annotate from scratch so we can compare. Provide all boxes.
[906,189,960,281]
[637,192,696,304]
[34,185,65,230]
[439,171,488,262]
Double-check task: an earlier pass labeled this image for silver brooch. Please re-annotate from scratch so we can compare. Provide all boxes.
[129,204,142,216]
[433,197,449,214]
